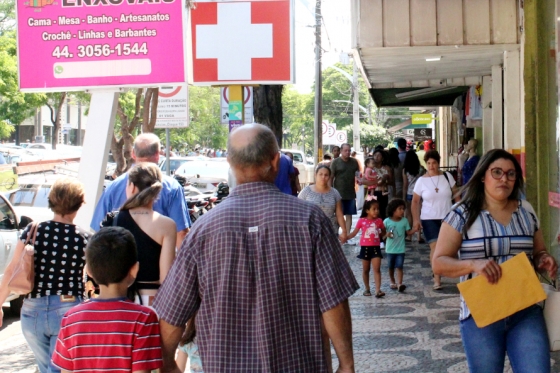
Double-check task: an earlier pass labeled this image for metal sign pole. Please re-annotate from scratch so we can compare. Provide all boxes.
[166,128,171,176]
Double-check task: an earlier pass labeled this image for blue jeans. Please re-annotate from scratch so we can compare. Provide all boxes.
[460,305,550,373]
[21,295,82,373]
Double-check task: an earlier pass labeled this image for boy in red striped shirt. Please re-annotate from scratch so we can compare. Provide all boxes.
[52,227,162,373]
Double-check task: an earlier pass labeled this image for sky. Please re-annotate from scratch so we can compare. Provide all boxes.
[292,0,351,93]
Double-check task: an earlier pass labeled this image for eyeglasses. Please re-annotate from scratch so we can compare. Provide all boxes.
[489,168,517,181]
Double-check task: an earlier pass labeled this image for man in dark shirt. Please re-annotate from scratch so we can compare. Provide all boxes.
[330,143,360,236]
[154,123,358,373]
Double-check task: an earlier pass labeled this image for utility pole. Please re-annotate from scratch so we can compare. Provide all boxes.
[313,0,322,165]
[352,58,360,151]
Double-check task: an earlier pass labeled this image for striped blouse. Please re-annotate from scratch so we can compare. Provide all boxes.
[443,199,538,320]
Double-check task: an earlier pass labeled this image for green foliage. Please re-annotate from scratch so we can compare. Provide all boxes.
[0,0,15,33]
[0,31,46,137]
[321,63,372,129]
[154,86,227,152]
[282,86,313,153]
[360,124,392,151]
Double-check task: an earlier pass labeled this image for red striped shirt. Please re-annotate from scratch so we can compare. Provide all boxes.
[52,298,162,372]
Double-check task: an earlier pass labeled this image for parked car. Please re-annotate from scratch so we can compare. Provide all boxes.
[280,149,315,187]
[174,159,229,194]
[0,193,33,315]
[158,156,209,174]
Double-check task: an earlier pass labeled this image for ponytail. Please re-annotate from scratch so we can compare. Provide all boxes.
[120,162,163,211]
[121,182,162,210]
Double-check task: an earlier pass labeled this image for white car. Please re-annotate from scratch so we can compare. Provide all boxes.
[0,193,33,315]
[174,159,229,193]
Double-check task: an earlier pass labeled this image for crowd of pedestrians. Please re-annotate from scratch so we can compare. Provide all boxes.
[0,127,557,373]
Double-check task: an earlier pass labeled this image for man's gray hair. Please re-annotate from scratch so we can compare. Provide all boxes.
[227,124,278,168]
[134,133,160,158]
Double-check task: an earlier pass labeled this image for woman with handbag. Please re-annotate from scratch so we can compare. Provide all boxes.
[102,162,176,306]
[432,149,558,372]
[0,177,88,373]
[411,150,460,290]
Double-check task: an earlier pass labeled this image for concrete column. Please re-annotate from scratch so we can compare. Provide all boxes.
[482,75,493,153]
[491,65,503,149]
[503,49,522,153]
[75,91,119,231]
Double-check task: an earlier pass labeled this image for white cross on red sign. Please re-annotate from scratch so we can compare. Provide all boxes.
[190,0,294,85]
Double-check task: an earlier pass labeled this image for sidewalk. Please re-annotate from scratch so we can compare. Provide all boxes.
[335,238,560,372]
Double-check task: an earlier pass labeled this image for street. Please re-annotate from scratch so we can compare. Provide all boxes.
[2,241,560,372]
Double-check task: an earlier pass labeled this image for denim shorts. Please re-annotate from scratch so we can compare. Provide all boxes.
[387,253,405,269]
[421,219,443,244]
[406,194,413,202]
[341,199,357,215]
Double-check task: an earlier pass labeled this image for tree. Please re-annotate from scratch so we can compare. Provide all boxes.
[360,124,392,153]
[282,86,313,153]
[0,31,46,142]
[321,63,371,130]
[113,89,141,175]
[0,0,15,33]
[253,85,283,147]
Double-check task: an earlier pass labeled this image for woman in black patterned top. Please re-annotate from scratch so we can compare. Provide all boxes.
[0,177,88,373]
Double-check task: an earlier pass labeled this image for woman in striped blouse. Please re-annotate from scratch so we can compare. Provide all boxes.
[433,149,557,373]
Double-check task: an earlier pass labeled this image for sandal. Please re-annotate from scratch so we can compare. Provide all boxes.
[375,291,385,298]
[433,284,443,290]
[390,283,398,290]
[398,284,406,292]
[363,290,372,296]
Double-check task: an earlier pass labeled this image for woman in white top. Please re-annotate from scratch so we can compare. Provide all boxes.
[412,150,459,290]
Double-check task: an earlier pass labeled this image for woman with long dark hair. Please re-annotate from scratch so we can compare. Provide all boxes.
[105,163,177,305]
[433,149,557,372]
[363,149,391,220]
[402,150,421,228]
[387,147,402,200]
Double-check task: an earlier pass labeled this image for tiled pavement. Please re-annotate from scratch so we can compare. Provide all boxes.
[334,239,560,372]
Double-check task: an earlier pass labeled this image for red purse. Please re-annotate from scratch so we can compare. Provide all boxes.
[8,222,38,295]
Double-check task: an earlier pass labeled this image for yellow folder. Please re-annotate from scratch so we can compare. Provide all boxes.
[457,252,547,328]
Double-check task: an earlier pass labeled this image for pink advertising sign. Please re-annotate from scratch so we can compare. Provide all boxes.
[16,0,185,92]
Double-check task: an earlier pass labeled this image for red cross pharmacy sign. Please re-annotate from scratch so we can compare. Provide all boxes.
[189,0,294,85]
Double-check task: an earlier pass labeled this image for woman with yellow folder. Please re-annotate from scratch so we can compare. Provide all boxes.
[433,149,557,373]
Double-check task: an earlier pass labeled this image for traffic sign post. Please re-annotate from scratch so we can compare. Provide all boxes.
[221,87,253,124]
[155,86,189,129]
[228,85,244,132]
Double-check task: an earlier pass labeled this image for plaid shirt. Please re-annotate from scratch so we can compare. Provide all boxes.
[154,182,358,373]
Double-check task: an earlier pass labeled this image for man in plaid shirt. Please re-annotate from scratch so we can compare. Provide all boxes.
[154,123,359,373]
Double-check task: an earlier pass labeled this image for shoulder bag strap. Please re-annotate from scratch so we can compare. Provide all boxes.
[25,222,39,246]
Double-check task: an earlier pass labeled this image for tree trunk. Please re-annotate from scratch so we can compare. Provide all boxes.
[113,89,143,175]
[253,85,283,147]
[46,92,67,150]
[141,88,159,133]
